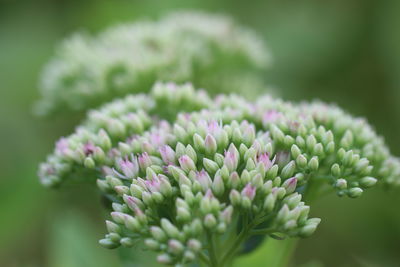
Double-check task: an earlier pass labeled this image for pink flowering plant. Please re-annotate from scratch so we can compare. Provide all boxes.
[38,11,400,267]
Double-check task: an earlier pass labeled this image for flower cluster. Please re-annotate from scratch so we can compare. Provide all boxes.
[35,11,270,116]
[99,120,319,266]
[39,83,211,187]
[39,82,400,266]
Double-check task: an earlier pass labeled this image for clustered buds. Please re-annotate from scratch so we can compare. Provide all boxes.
[38,83,211,187]
[39,82,400,266]
[35,11,270,116]
[99,120,319,265]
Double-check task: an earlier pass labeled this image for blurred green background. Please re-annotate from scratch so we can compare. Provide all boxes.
[1,0,400,266]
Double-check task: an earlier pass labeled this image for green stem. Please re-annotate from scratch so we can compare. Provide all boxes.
[206,231,218,267]
[219,227,249,267]
[219,213,268,267]
[198,251,211,266]
[249,228,275,236]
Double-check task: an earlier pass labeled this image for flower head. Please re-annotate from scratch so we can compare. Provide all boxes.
[39,82,400,266]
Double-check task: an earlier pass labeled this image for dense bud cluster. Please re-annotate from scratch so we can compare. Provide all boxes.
[39,82,400,266]
[99,120,319,266]
[39,83,211,187]
[35,11,270,115]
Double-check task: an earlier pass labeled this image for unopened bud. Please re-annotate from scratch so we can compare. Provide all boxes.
[161,218,180,238]
[204,134,217,155]
[203,158,219,174]
[229,189,241,206]
[331,163,341,177]
[281,161,296,179]
[348,187,363,198]
[204,214,217,229]
[308,157,319,172]
[168,239,184,255]
[360,176,377,188]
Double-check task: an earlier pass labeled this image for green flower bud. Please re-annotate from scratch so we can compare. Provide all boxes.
[313,143,324,157]
[308,157,319,172]
[325,141,335,154]
[161,219,180,239]
[125,215,141,232]
[261,180,273,195]
[266,165,279,180]
[193,133,205,153]
[264,194,276,212]
[300,223,319,237]
[296,154,307,169]
[281,161,296,179]
[360,177,377,188]
[168,239,184,255]
[204,214,217,229]
[276,204,290,223]
[106,220,121,234]
[306,135,317,152]
[229,189,241,206]
[110,212,125,224]
[187,239,202,252]
[84,157,95,169]
[145,238,160,251]
[203,158,219,175]
[204,134,217,155]
[271,125,285,144]
[150,226,167,242]
[291,144,301,159]
[331,163,341,177]
[97,179,110,192]
[157,254,172,265]
[335,178,347,190]
[212,174,225,196]
[99,238,119,249]
[120,237,134,247]
[348,187,363,198]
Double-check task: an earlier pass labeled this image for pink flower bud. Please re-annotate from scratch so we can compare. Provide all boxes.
[276,151,290,166]
[204,134,217,154]
[221,206,233,224]
[263,110,283,123]
[224,147,239,172]
[117,155,139,178]
[207,121,223,136]
[159,145,176,164]
[138,152,152,170]
[145,176,161,193]
[178,155,196,172]
[282,177,297,194]
[83,142,96,156]
[55,138,72,156]
[196,170,212,191]
[241,183,256,201]
[258,153,275,170]
[124,195,143,211]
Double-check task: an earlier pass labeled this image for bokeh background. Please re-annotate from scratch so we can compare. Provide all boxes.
[1,0,400,266]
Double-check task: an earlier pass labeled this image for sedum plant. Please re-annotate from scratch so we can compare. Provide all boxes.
[35,11,270,116]
[39,82,400,266]
[38,10,400,267]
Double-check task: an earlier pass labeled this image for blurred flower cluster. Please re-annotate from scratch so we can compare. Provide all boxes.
[35,11,270,116]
